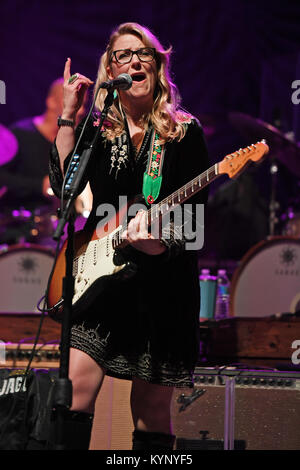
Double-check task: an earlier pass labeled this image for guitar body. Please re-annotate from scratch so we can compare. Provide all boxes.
[47,203,135,322]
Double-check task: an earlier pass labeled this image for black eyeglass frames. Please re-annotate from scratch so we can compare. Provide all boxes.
[112,47,156,64]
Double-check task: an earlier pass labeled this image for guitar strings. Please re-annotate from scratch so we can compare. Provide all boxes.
[71,143,261,269]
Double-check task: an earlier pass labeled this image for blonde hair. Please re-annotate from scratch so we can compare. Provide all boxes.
[93,22,193,143]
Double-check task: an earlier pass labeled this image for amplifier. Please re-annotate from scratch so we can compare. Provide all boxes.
[200,316,300,363]
[91,367,300,450]
[172,367,300,450]
[0,343,60,369]
[0,312,61,343]
[1,359,299,450]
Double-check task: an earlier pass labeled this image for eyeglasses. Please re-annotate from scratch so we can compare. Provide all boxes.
[112,47,156,64]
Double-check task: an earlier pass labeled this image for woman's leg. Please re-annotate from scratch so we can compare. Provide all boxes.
[68,347,106,413]
[49,347,106,450]
[130,377,176,450]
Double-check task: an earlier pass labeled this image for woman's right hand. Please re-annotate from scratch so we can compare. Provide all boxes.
[62,58,94,120]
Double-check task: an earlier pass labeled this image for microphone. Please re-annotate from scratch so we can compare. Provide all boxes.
[100,73,133,90]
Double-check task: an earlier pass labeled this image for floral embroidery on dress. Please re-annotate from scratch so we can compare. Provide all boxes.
[109,133,129,178]
[70,322,194,388]
[93,116,112,131]
[177,111,193,125]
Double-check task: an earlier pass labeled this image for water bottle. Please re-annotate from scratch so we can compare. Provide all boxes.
[199,269,217,322]
[214,269,230,321]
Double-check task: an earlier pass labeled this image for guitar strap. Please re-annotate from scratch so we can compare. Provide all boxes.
[143,130,165,205]
[122,107,165,205]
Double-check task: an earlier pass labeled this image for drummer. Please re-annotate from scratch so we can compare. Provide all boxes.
[0,78,89,245]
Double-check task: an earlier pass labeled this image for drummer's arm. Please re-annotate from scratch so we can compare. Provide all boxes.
[0,157,42,197]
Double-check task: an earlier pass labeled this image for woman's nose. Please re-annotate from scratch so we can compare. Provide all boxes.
[131,53,142,68]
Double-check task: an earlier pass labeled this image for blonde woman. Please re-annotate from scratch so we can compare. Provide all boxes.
[49,22,209,450]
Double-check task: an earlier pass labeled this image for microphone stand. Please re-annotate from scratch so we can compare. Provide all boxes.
[51,88,115,450]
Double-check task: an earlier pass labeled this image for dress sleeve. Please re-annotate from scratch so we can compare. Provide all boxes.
[48,115,98,199]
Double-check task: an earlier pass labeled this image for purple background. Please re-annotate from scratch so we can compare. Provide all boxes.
[0,0,300,151]
[1,1,300,127]
[1,0,300,261]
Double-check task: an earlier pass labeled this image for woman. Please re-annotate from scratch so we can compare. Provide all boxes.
[49,22,209,450]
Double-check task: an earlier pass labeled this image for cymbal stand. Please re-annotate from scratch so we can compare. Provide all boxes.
[269,155,280,237]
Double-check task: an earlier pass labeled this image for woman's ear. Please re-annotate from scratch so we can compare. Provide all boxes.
[106,66,114,80]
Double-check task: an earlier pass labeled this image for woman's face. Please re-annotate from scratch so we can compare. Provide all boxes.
[107,33,158,109]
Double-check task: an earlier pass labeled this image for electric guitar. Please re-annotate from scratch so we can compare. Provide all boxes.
[47,140,269,322]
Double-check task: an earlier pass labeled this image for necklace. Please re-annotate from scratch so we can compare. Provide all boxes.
[134,128,152,162]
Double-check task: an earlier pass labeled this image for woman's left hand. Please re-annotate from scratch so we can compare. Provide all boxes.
[122,210,166,255]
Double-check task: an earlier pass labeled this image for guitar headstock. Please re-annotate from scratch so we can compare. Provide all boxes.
[218,140,269,179]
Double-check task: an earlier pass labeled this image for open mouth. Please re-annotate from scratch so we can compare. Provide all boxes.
[131,73,146,82]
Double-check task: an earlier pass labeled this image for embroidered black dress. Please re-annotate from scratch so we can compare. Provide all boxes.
[49,114,209,388]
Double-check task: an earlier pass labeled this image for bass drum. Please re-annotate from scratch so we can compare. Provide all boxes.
[0,244,54,313]
[230,237,300,317]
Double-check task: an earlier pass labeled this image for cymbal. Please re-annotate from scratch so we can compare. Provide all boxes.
[0,123,18,166]
[229,112,300,177]
[196,112,230,138]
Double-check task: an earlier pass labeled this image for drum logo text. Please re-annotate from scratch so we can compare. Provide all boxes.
[13,255,42,284]
[276,247,299,275]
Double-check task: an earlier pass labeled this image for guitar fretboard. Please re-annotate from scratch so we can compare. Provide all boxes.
[147,163,219,224]
[108,163,219,249]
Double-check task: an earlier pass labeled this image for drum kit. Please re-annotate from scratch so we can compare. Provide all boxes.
[228,113,300,318]
[0,124,93,313]
[200,112,300,319]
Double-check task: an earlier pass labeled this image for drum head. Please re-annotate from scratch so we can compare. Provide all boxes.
[230,237,300,317]
[0,244,54,313]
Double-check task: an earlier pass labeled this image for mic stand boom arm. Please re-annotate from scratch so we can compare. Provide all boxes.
[51,88,114,450]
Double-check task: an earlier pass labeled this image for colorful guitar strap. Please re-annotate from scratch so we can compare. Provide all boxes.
[143,130,165,206]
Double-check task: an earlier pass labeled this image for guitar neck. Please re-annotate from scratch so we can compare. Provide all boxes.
[114,140,268,242]
[146,163,219,224]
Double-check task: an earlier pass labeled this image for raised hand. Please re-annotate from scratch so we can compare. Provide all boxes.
[62,58,94,120]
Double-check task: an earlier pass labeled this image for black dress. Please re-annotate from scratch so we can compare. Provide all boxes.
[49,114,209,388]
